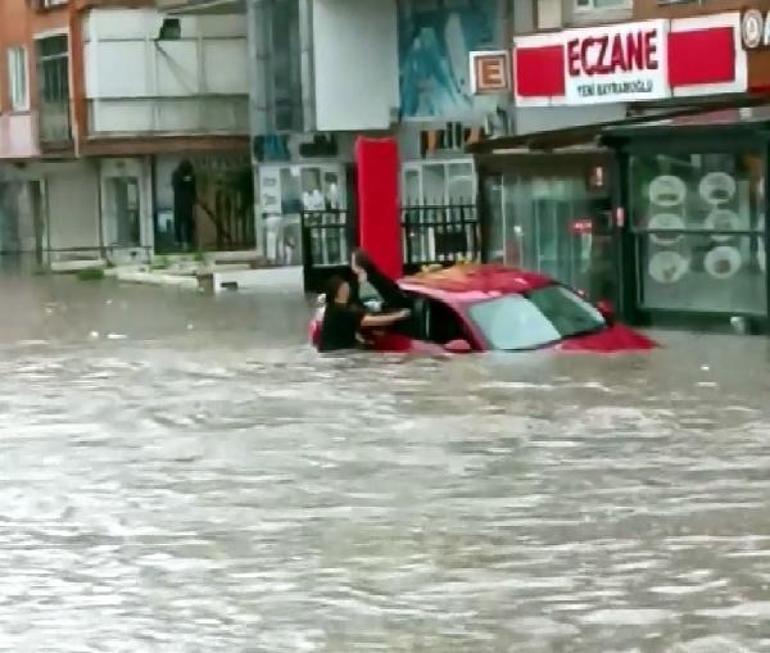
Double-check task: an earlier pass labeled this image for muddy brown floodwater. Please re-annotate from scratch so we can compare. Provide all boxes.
[1,272,770,652]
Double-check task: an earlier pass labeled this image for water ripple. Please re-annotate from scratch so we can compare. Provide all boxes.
[0,278,769,650]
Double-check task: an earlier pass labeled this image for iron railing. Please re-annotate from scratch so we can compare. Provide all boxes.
[300,201,482,293]
[401,202,480,271]
[300,208,355,293]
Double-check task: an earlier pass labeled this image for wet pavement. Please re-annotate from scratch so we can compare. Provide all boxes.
[1,272,770,652]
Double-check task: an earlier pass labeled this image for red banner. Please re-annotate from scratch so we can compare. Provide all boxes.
[355,137,403,280]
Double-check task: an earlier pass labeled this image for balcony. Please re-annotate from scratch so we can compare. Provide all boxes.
[155,0,245,15]
[84,8,249,138]
[87,95,249,136]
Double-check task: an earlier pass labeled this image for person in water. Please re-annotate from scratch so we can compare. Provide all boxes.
[318,275,410,352]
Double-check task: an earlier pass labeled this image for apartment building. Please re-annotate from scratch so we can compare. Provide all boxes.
[0,0,87,263]
[0,0,251,268]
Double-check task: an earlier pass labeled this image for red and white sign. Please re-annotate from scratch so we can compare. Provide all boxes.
[667,14,747,99]
[470,12,748,107]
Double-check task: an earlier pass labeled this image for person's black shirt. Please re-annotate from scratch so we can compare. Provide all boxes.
[318,303,364,352]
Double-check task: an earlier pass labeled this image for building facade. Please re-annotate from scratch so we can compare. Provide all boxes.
[153,0,636,271]
[0,0,87,265]
[473,0,770,332]
[607,0,770,332]
[0,0,251,268]
[74,0,251,262]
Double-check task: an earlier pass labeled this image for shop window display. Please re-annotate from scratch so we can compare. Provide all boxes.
[630,153,766,315]
[260,164,344,266]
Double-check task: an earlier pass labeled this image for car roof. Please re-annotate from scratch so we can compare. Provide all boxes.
[398,263,553,304]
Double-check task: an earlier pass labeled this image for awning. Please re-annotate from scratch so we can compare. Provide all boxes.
[466,94,770,155]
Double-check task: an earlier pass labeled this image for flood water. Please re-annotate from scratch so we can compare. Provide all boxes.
[1,272,770,652]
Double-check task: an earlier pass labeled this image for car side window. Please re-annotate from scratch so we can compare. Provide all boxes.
[390,291,424,339]
[425,299,466,345]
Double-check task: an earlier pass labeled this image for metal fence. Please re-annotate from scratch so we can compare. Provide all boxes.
[300,201,481,293]
[401,202,480,271]
[300,208,355,293]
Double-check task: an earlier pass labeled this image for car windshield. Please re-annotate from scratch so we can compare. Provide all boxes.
[468,284,606,351]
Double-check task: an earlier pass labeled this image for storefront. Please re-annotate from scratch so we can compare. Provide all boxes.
[478,150,615,300]
[258,160,348,267]
[603,109,770,333]
[468,10,770,330]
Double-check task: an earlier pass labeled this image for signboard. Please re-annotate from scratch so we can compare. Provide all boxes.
[515,19,670,106]
[564,22,667,104]
[470,12,746,107]
[469,50,510,94]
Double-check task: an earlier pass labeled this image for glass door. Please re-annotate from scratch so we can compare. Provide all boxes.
[503,175,601,294]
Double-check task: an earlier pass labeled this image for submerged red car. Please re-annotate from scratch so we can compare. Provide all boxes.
[310,264,656,354]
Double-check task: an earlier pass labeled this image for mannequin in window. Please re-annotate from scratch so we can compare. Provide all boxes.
[172,159,197,250]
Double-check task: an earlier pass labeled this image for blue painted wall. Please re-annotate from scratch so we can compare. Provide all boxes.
[398,0,502,121]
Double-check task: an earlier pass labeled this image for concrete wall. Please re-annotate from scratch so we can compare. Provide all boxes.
[0,115,39,159]
[312,0,399,132]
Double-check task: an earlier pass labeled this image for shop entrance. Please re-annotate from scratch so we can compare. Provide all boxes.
[483,172,613,300]
[108,177,141,248]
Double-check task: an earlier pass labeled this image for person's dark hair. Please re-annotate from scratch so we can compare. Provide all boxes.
[352,248,374,272]
[324,275,347,305]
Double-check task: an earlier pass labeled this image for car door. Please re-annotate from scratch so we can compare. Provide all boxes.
[423,298,478,350]
[366,291,445,354]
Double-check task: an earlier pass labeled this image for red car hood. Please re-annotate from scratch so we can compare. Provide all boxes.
[555,323,657,353]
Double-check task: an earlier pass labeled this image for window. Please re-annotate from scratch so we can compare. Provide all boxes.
[7,47,28,111]
[40,0,67,7]
[468,286,605,351]
[424,299,466,344]
[269,0,302,132]
[396,296,467,344]
[629,152,766,315]
[35,34,71,143]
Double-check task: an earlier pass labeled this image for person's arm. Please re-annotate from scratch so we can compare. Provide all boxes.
[360,309,410,329]
[364,266,411,310]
